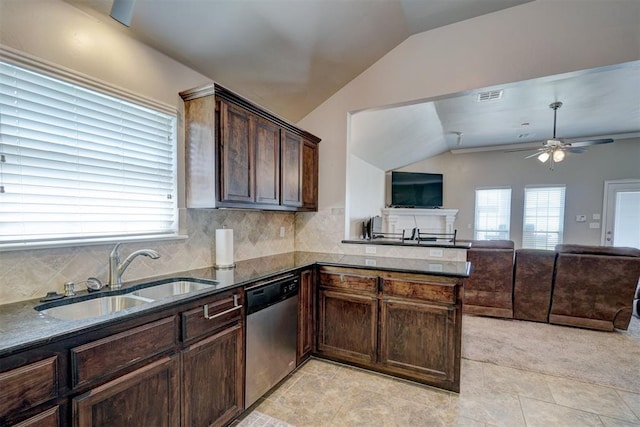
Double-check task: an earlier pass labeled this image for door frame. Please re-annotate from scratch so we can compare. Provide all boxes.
[601,179,640,246]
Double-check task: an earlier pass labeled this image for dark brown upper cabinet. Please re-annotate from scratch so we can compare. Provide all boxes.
[180,83,320,211]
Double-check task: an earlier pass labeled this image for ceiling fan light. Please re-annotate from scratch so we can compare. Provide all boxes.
[553,149,566,162]
[537,152,550,163]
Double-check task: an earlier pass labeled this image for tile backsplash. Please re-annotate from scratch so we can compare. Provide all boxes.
[0,209,294,304]
[2,208,465,304]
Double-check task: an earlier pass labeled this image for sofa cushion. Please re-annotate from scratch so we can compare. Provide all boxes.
[463,240,515,318]
[555,244,640,258]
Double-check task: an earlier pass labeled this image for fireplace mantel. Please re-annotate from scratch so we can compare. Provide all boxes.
[381,208,459,235]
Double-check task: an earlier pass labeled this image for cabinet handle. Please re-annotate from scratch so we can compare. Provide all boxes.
[203,294,242,320]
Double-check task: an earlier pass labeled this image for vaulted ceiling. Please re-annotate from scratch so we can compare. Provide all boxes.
[65,0,532,121]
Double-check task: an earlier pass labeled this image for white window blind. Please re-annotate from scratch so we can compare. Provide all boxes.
[0,61,177,248]
[522,186,566,250]
[474,188,511,240]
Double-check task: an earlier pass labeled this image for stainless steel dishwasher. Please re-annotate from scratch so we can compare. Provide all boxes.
[245,274,299,409]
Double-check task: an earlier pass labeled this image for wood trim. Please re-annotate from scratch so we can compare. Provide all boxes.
[12,406,59,427]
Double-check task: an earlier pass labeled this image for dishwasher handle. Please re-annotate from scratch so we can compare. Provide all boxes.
[204,294,242,320]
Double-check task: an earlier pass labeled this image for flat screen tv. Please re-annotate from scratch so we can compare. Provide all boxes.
[391,171,443,208]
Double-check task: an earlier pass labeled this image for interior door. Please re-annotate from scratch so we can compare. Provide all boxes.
[602,179,640,248]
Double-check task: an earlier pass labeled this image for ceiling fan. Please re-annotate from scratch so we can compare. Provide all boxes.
[511,101,614,169]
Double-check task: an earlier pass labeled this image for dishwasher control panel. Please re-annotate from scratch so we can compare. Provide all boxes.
[246,276,299,315]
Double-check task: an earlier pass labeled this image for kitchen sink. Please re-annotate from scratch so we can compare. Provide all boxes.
[36,278,218,321]
[38,295,150,321]
[131,280,215,300]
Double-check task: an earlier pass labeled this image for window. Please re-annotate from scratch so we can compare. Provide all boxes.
[522,186,566,250]
[474,188,511,240]
[0,60,177,249]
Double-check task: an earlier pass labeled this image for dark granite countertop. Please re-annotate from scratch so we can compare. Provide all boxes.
[0,251,470,357]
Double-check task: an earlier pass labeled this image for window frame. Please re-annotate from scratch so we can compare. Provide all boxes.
[0,48,182,251]
[522,185,566,250]
[473,187,512,240]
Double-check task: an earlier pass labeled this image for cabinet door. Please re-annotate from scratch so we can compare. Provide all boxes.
[281,131,303,207]
[297,268,315,364]
[220,100,254,203]
[182,323,244,427]
[317,289,377,365]
[73,356,180,427]
[301,139,318,210]
[254,118,281,205]
[379,298,459,391]
[12,406,59,427]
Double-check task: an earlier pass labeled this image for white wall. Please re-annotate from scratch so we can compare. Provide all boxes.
[399,138,640,247]
[296,0,640,252]
[346,155,386,239]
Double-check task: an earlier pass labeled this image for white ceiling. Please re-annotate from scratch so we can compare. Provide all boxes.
[65,0,531,121]
[351,61,640,170]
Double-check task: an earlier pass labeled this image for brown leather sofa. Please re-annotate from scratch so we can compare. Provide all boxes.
[463,240,515,318]
[549,244,640,331]
[466,242,640,331]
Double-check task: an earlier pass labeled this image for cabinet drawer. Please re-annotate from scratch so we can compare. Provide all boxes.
[182,292,243,342]
[71,316,176,388]
[0,356,57,418]
[319,271,377,294]
[382,278,458,304]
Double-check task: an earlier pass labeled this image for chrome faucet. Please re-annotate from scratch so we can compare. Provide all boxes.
[108,243,160,289]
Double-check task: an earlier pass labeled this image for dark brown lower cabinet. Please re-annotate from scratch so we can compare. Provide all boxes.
[72,356,180,427]
[316,267,463,392]
[379,298,458,387]
[317,289,377,364]
[182,323,244,427]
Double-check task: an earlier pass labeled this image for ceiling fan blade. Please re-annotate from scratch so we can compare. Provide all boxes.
[569,138,614,148]
[524,151,545,159]
[565,147,588,154]
[504,146,545,153]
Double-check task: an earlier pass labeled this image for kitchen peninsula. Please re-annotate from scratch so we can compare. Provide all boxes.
[0,251,469,426]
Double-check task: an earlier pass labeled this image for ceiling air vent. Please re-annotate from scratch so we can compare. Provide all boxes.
[476,89,503,102]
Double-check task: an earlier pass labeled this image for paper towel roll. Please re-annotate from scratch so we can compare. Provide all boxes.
[215,228,235,268]
[215,268,235,286]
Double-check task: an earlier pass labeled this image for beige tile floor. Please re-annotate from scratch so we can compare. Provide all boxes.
[236,357,640,427]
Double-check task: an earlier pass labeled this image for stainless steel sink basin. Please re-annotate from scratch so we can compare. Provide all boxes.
[131,280,215,300]
[39,295,149,321]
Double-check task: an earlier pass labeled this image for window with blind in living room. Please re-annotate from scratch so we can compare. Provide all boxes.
[0,60,177,249]
[474,187,511,240]
[522,185,566,250]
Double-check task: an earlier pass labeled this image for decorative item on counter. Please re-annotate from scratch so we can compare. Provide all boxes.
[215,228,235,269]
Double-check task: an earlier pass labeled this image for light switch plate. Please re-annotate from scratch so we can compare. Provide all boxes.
[589,222,600,229]
[593,213,601,220]
[575,215,587,222]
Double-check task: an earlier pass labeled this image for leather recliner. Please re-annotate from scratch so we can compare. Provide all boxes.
[549,244,640,331]
[513,249,556,323]
[462,240,515,318]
